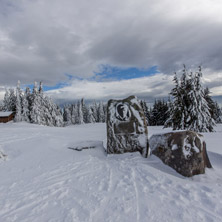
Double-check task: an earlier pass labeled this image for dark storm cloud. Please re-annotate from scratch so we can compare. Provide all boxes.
[89,18,222,73]
[0,0,222,99]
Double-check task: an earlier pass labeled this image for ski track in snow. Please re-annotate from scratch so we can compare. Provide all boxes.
[0,123,222,222]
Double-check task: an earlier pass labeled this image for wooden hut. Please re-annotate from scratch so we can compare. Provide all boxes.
[0,112,15,123]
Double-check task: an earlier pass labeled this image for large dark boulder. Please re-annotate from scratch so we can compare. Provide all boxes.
[150,131,212,177]
[106,96,149,157]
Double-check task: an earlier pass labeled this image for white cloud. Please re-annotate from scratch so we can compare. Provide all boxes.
[46,70,222,103]
[46,73,173,102]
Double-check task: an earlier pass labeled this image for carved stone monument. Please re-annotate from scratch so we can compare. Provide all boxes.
[149,131,212,177]
[106,95,149,157]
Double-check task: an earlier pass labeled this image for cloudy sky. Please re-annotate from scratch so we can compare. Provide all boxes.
[0,0,222,103]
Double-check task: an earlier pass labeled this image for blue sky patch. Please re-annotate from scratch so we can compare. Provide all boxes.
[23,66,159,91]
[93,65,159,81]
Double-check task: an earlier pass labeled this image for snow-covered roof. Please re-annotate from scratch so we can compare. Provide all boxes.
[0,112,14,117]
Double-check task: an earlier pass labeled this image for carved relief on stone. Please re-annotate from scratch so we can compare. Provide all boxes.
[106,96,149,157]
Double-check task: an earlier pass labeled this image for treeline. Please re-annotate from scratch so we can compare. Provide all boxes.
[2,81,106,127]
[2,65,222,132]
[63,100,106,125]
[141,96,222,128]
[141,99,169,126]
[3,81,64,126]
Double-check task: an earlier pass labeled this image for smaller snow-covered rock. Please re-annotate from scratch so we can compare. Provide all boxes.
[106,95,149,157]
[150,131,212,177]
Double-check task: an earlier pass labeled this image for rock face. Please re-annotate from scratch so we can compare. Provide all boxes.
[106,95,149,157]
[149,131,212,177]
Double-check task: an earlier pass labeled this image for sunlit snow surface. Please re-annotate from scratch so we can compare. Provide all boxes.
[0,122,222,222]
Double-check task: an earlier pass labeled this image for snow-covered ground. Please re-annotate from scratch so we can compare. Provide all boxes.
[0,122,222,222]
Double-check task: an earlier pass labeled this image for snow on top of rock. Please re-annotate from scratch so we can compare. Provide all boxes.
[172,144,178,151]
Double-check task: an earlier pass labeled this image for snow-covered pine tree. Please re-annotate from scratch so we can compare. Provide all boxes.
[165,72,184,129]
[3,89,10,111]
[81,98,89,123]
[203,87,222,123]
[103,103,107,123]
[150,100,169,126]
[213,102,222,123]
[30,82,42,124]
[41,95,53,126]
[91,102,98,122]
[38,82,49,126]
[77,100,84,124]
[165,66,215,132]
[87,105,96,123]
[53,104,64,127]
[188,67,215,132]
[7,88,17,112]
[63,105,72,125]
[97,102,105,122]
[21,87,31,122]
[14,81,23,122]
[70,104,78,124]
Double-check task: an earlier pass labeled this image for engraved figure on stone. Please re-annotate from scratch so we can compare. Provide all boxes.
[115,103,131,121]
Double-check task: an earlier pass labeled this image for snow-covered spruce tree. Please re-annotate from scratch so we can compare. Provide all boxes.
[81,98,89,123]
[203,87,222,123]
[52,103,64,127]
[97,102,105,123]
[3,89,10,111]
[188,67,215,132]
[87,105,96,123]
[77,100,84,124]
[41,95,54,126]
[63,104,72,126]
[14,81,23,122]
[150,100,169,126]
[213,102,222,124]
[30,82,42,124]
[70,104,77,124]
[21,87,31,122]
[91,102,98,122]
[38,82,49,126]
[165,66,215,132]
[3,88,16,112]
[165,72,185,129]
[38,83,64,127]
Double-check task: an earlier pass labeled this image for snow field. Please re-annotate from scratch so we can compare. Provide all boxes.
[0,123,222,222]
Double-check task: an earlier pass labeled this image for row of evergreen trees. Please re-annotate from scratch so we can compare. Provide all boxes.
[140,66,222,132]
[3,81,64,126]
[141,99,170,126]
[2,66,222,132]
[2,81,106,127]
[141,94,222,130]
[165,66,222,132]
[63,100,106,125]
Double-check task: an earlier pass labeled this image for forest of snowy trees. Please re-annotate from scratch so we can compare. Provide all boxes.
[3,81,64,126]
[1,66,222,131]
[1,81,106,127]
[141,66,222,132]
[63,99,106,126]
[164,66,222,132]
